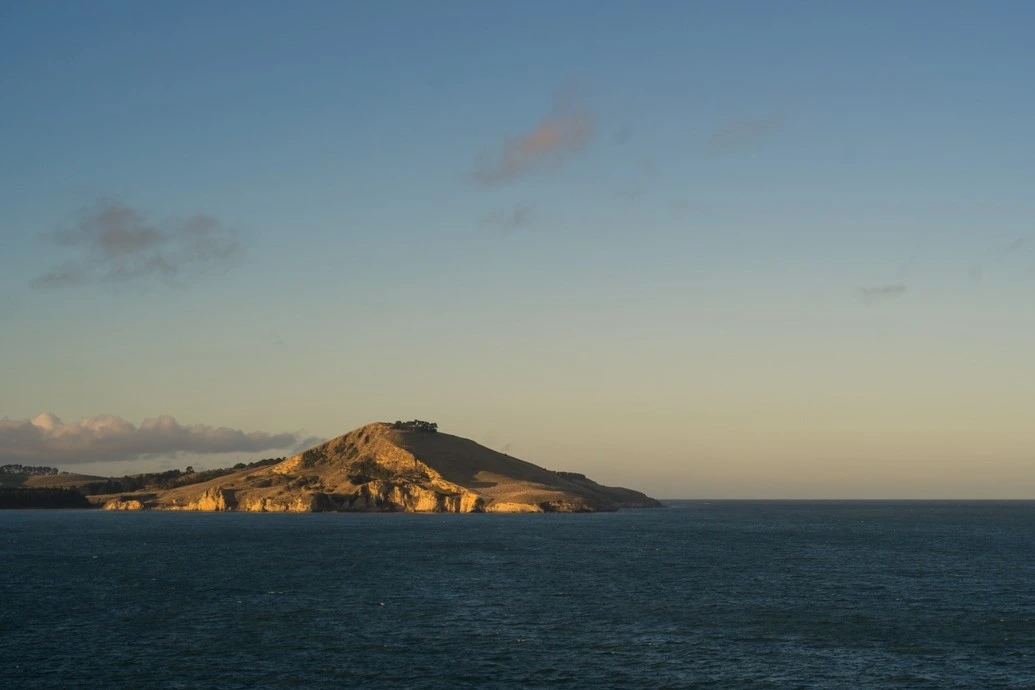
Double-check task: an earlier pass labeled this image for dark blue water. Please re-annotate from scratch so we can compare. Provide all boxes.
[2,502,1035,688]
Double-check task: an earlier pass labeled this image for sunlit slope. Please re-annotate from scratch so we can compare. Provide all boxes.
[100,422,662,513]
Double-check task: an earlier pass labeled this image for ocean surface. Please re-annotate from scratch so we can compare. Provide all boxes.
[2,501,1034,689]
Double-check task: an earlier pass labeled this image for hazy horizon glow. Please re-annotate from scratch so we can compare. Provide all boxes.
[2,2,1034,498]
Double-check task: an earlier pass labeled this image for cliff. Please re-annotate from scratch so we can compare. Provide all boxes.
[99,422,662,513]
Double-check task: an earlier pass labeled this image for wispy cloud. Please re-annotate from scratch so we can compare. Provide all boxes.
[0,413,304,465]
[709,114,784,153]
[859,283,907,305]
[480,205,532,233]
[32,199,240,288]
[472,89,594,184]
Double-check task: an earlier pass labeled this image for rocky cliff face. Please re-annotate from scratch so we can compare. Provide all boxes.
[100,422,662,513]
[102,498,145,511]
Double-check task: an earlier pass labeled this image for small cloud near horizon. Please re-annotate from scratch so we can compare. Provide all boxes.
[0,413,306,466]
[291,435,327,452]
[471,88,594,184]
[858,283,907,305]
[32,199,240,289]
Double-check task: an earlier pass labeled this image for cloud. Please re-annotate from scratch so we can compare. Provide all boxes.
[291,435,327,452]
[32,199,240,288]
[480,205,532,233]
[0,413,305,465]
[709,114,784,153]
[858,284,907,305]
[472,89,594,184]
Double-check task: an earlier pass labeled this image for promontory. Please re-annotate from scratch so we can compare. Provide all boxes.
[97,421,662,513]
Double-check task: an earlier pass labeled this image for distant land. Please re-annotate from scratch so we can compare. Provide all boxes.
[0,422,661,513]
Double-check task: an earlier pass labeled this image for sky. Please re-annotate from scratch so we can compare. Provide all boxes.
[2,1,1034,498]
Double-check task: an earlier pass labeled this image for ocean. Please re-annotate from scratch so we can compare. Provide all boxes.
[2,501,1034,688]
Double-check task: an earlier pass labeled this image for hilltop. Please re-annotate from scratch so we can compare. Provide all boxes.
[96,421,662,513]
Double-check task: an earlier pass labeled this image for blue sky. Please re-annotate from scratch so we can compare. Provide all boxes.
[2,1,1034,497]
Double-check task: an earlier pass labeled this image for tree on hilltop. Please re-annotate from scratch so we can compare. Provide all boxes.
[392,420,438,433]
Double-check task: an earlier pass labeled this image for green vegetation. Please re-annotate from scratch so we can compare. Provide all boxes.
[346,458,394,484]
[0,458,292,496]
[0,464,59,476]
[300,448,326,465]
[0,487,92,509]
[392,420,438,433]
[288,474,322,490]
[76,456,286,496]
